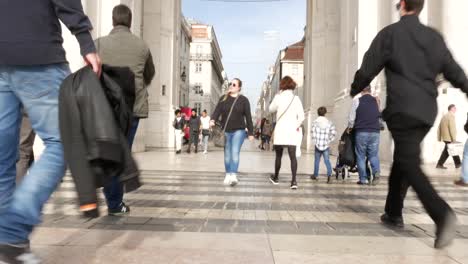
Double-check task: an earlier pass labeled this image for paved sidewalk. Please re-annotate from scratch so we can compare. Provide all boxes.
[32,145,468,264]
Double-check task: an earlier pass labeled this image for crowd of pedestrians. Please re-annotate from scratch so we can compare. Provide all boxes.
[2,0,468,262]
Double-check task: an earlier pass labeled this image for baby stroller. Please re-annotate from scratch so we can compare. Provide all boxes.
[334,129,371,180]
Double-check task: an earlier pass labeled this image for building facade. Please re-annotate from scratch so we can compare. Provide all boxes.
[303,0,468,163]
[178,16,192,108]
[188,22,225,115]
[61,0,184,151]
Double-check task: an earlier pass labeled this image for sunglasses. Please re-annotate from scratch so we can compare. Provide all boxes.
[229,82,237,87]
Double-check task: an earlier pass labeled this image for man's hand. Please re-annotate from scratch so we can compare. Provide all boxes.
[210,120,216,127]
[346,127,353,134]
[84,53,102,76]
[248,135,255,141]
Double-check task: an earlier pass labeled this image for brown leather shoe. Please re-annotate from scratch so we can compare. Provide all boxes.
[454,179,468,187]
[436,164,448,170]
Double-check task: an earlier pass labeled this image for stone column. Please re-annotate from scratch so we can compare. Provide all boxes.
[303,0,342,151]
[137,0,181,151]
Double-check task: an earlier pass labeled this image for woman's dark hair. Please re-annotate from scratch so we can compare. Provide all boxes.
[223,78,243,101]
[317,107,327,117]
[175,109,181,115]
[448,104,456,111]
[113,4,132,28]
[233,78,243,89]
[280,76,297,91]
[404,0,425,14]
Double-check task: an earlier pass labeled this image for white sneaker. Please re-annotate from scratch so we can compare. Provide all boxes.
[230,173,238,187]
[203,150,208,154]
[223,173,231,185]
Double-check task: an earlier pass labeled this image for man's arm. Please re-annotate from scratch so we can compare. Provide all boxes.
[351,30,391,96]
[449,116,457,142]
[348,98,359,128]
[329,123,337,142]
[52,0,95,56]
[440,40,468,95]
[143,51,156,86]
[52,0,101,75]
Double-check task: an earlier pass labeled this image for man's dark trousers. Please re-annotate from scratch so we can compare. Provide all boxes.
[437,141,461,167]
[385,114,452,224]
[103,117,140,210]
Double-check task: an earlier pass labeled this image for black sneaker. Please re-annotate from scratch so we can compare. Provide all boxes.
[435,211,457,249]
[356,181,368,185]
[0,243,41,264]
[327,176,332,184]
[269,175,279,185]
[310,175,318,181]
[380,213,404,229]
[108,203,130,216]
[290,181,298,190]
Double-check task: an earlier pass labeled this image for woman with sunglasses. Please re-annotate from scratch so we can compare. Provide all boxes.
[210,78,254,186]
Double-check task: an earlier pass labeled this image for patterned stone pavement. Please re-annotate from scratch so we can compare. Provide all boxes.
[31,149,468,263]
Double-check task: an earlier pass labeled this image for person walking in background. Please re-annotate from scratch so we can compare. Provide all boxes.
[268,76,305,190]
[173,109,186,154]
[348,86,381,185]
[200,110,211,154]
[211,78,254,186]
[351,0,468,249]
[311,107,336,184]
[0,0,101,261]
[187,109,201,154]
[95,4,155,216]
[436,104,461,169]
[16,112,35,183]
[455,112,468,187]
[262,119,273,151]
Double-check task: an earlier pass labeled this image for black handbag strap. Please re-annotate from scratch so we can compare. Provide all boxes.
[223,95,240,133]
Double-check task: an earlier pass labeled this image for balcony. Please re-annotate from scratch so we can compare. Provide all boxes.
[190,53,213,61]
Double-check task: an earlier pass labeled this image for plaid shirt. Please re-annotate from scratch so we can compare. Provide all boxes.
[312,118,337,151]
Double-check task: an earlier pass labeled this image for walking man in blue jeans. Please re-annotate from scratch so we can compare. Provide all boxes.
[0,0,100,262]
[311,107,336,183]
[348,86,381,185]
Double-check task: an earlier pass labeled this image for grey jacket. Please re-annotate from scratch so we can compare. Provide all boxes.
[95,26,155,118]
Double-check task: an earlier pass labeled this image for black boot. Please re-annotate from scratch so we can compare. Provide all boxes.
[187,144,191,154]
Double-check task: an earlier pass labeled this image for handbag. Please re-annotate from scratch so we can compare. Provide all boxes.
[212,96,240,147]
[448,142,464,157]
[202,129,210,137]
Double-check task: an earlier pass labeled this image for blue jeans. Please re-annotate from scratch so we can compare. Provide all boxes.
[103,117,140,210]
[224,130,246,173]
[462,139,468,183]
[355,131,380,183]
[314,147,332,177]
[0,64,70,244]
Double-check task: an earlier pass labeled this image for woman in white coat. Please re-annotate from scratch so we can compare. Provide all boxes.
[269,76,305,189]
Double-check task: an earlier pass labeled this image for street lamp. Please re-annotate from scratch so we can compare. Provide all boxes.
[181,70,187,82]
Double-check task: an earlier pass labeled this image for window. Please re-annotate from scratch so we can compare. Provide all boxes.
[195,63,202,73]
[292,64,299,76]
[194,103,202,114]
[194,83,203,94]
[196,45,203,55]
